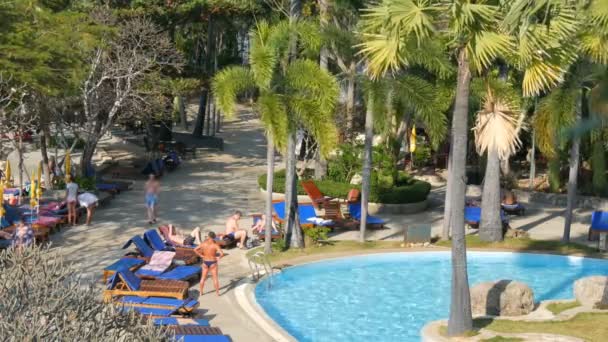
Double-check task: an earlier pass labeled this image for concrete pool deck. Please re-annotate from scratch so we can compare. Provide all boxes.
[42,107,607,341]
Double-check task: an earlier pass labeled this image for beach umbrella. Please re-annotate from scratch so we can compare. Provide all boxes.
[65,151,71,180]
[4,160,11,185]
[0,182,5,219]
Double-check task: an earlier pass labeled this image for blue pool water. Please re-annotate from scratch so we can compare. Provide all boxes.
[255,252,608,342]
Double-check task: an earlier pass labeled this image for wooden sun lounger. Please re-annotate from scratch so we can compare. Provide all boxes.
[168,326,223,336]
[301,180,337,210]
[103,270,189,302]
[2,225,50,243]
[116,296,199,315]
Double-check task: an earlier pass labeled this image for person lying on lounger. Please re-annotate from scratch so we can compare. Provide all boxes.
[251,214,278,234]
[194,231,224,296]
[166,224,203,245]
[502,190,517,205]
[225,210,247,249]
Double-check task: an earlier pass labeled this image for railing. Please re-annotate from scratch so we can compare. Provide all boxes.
[247,251,273,289]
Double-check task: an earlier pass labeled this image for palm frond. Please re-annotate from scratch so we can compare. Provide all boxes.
[533,86,578,157]
[472,86,525,160]
[250,22,277,90]
[284,59,340,157]
[257,91,289,150]
[212,66,255,118]
[466,31,514,74]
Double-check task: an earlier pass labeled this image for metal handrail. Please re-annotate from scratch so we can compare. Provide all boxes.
[247,251,274,289]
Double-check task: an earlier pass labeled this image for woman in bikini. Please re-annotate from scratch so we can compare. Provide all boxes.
[194,231,224,296]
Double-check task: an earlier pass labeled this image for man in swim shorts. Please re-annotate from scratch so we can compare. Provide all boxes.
[194,231,224,296]
[144,174,160,224]
[225,210,247,249]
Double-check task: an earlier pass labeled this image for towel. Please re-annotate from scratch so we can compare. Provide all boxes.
[139,251,175,273]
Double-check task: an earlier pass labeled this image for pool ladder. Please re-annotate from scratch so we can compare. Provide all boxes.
[247,251,274,289]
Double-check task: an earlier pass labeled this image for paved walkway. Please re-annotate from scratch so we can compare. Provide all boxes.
[51,110,274,341]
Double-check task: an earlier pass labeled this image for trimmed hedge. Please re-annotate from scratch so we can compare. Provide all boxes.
[258,171,431,204]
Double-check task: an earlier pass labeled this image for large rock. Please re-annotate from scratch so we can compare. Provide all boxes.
[574,276,608,307]
[470,280,535,316]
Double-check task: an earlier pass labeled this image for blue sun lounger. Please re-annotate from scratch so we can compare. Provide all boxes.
[136,265,201,281]
[123,235,155,258]
[154,318,210,326]
[103,258,145,282]
[116,296,199,315]
[464,206,509,227]
[123,306,177,317]
[144,229,173,251]
[347,203,386,227]
[272,201,319,227]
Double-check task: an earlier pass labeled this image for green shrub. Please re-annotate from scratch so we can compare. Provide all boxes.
[303,226,331,244]
[74,176,96,191]
[258,171,431,204]
[413,145,432,167]
[327,143,361,183]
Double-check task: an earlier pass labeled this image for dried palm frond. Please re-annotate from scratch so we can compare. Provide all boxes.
[473,86,525,160]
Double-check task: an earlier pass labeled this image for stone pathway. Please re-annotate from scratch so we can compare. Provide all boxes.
[51,110,274,341]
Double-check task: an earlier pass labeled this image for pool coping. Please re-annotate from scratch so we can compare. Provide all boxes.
[237,247,607,341]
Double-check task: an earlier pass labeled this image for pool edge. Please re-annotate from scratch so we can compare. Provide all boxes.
[235,278,297,342]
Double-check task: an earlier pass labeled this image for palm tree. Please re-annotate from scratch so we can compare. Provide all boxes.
[213,20,339,253]
[359,0,513,335]
[473,80,525,242]
[505,0,608,242]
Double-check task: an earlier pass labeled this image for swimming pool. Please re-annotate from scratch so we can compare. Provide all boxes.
[255,252,608,342]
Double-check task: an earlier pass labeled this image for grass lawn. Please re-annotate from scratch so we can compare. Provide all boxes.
[475,313,608,342]
[546,301,581,315]
[436,235,601,257]
[246,240,403,264]
[480,337,523,342]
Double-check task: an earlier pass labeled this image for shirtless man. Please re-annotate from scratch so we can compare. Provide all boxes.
[144,174,160,224]
[194,231,224,296]
[225,210,247,249]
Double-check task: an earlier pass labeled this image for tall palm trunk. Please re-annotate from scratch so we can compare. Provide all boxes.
[179,96,188,131]
[264,135,275,254]
[284,130,304,248]
[563,90,583,243]
[314,0,329,180]
[442,155,452,239]
[360,93,374,242]
[479,148,502,241]
[529,129,536,190]
[39,120,52,189]
[447,50,473,336]
[284,0,304,249]
[345,64,356,135]
[192,92,207,136]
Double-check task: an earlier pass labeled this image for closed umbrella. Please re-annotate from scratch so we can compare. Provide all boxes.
[30,170,37,208]
[64,151,71,180]
[4,160,11,186]
[0,182,5,219]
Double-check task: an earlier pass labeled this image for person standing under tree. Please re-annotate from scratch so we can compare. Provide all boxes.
[144,174,160,224]
[65,175,79,225]
[194,231,224,296]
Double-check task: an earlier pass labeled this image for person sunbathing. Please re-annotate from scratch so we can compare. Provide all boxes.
[502,190,518,205]
[225,210,247,249]
[251,214,277,234]
[0,220,34,249]
[166,224,203,246]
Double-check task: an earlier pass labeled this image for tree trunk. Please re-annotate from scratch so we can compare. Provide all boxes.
[529,129,536,190]
[500,158,510,178]
[313,150,327,180]
[563,90,583,243]
[284,130,304,248]
[592,139,606,196]
[447,49,473,337]
[360,93,374,242]
[178,96,188,131]
[548,157,561,192]
[205,97,212,136]
[479,148,503,241]
[80,141,97,178]
[215,108,221,133]
[442,155,452,240]
[345,65,356,136]
[39,122,52,189]
[192,92,207,137]
[264,135,275,254]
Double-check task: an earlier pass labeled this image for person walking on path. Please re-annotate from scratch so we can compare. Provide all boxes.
[144,174,160,224]
[194,231,224,296]
[65,175,79,225]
